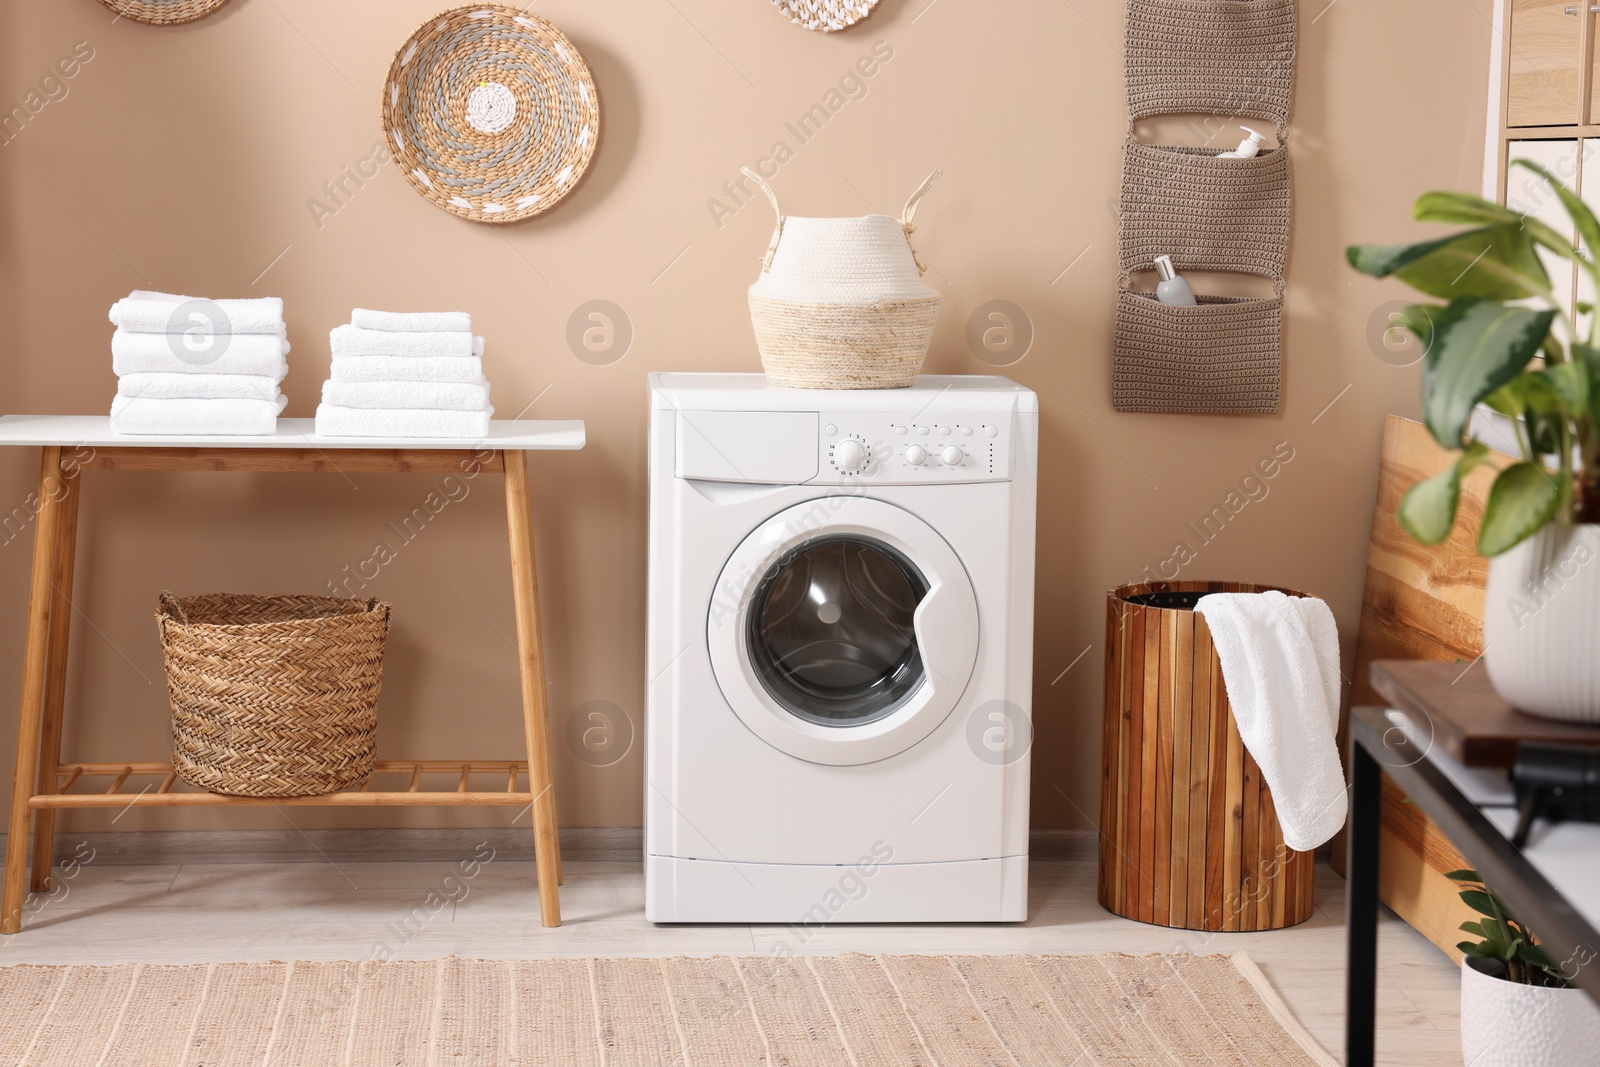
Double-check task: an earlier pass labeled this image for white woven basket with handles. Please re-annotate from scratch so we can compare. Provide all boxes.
[744,167,942,389]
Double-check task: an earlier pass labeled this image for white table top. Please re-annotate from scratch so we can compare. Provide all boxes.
[0,416,585,451]
[1388,707,1600,935]
[1386,709,1515,807]
[1484,808,1600,932]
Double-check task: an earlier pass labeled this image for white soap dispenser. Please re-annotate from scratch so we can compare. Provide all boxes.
[1217,126,1266,159]
[1153,255,1197,306]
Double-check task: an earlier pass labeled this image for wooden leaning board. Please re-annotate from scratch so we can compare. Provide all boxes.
[1339,414,1507,961]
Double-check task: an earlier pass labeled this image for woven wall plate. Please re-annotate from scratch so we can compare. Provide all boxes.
[772,0,878,32]
[383,5,600,224]
[100,0,230,24]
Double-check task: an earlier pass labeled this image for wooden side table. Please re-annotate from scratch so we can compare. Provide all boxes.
[0,415,584,932]
[1345,660,1600,1067]
[1369,659,1600,768]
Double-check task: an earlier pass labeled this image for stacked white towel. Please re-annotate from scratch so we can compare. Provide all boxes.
[316,310,492,439]
[107,291,288,435]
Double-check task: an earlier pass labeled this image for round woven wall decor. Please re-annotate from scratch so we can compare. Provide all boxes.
[383,5,601,224]
[99,0,230,24]
[771,0,878,32]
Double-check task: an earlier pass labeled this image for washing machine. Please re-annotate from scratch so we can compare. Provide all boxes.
[644,373,1037,923]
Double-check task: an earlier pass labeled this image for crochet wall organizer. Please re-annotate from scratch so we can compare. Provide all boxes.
[100,0,230,24]
[1112,0,1297,415]
[770,0,879,32]
[382,5,600,224]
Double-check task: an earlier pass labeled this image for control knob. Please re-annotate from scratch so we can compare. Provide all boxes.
[941,446,964,466]
[905,444,927,466]
[833,438,868,473]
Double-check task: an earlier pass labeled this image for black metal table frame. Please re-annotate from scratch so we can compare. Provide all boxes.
[1345,705,1600,1066]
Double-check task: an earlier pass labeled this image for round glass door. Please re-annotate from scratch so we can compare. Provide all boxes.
[707,496,978,766]
[746,536,929,727]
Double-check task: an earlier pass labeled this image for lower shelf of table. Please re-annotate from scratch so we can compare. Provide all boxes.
[30,760,534,808]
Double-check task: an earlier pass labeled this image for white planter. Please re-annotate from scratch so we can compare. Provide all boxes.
[1482,523,1600,722]
[1460,956,1600,1067]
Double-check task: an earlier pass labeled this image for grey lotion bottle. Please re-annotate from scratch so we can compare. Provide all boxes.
[1153,255,1197,306]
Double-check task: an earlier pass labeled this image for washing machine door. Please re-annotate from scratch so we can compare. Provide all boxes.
[707,497,979,766]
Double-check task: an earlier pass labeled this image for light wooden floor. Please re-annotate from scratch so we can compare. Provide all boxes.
[1,844,1463,1066]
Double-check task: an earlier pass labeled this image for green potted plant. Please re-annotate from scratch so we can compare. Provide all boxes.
[1447,869,1600,1066]
[1348,161,1600,721]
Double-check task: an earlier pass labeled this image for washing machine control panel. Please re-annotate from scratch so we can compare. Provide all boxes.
[819,413,1012,484]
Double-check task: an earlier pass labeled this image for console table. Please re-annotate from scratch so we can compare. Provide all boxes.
[1346,660,1600,1066]
[0,415,584,932]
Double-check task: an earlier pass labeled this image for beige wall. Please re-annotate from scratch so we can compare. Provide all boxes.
[0,1,1489,834]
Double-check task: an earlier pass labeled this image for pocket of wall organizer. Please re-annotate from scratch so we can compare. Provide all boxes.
[1124,0,1296,127]
[1118,142,1290,282]
[1112,291,1282,415]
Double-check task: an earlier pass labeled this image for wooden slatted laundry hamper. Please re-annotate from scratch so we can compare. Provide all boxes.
[1098,580,1316,931]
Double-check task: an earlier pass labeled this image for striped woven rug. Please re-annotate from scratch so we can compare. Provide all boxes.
[0,952,1336,1066]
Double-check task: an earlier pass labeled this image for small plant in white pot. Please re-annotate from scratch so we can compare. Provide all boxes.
[1349,162,1600,721]
[1449,869,1600,1066]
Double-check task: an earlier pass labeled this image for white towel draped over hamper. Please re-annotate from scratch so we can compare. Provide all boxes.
[1193,590,1347,852]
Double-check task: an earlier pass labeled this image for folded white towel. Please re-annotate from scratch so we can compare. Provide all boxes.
[112,328,289,377]
[328,355,487,385]
[109,291,285,335]
[109,394,287,436]
[315,404,492,439]
[117,372,286,402]
[1193,591,1346,852]
[329,324,481,360]
[321,379,490,412]
[351,309,472,333]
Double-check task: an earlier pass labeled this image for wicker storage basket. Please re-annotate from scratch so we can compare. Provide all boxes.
[159,592,389,797]
[1112,291,1282,414]
[1099,581,1316,931]
[743,167,943,389]
[748,293,942,389]
[1119,143,1291,282]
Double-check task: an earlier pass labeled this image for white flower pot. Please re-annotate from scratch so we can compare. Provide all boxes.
[1482,523,1600,722]
[1460,956,1600,1067]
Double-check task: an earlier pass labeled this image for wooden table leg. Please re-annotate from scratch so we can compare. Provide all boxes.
[30,462,81,893]
[504,449,561,926]
[3,447,68,933]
